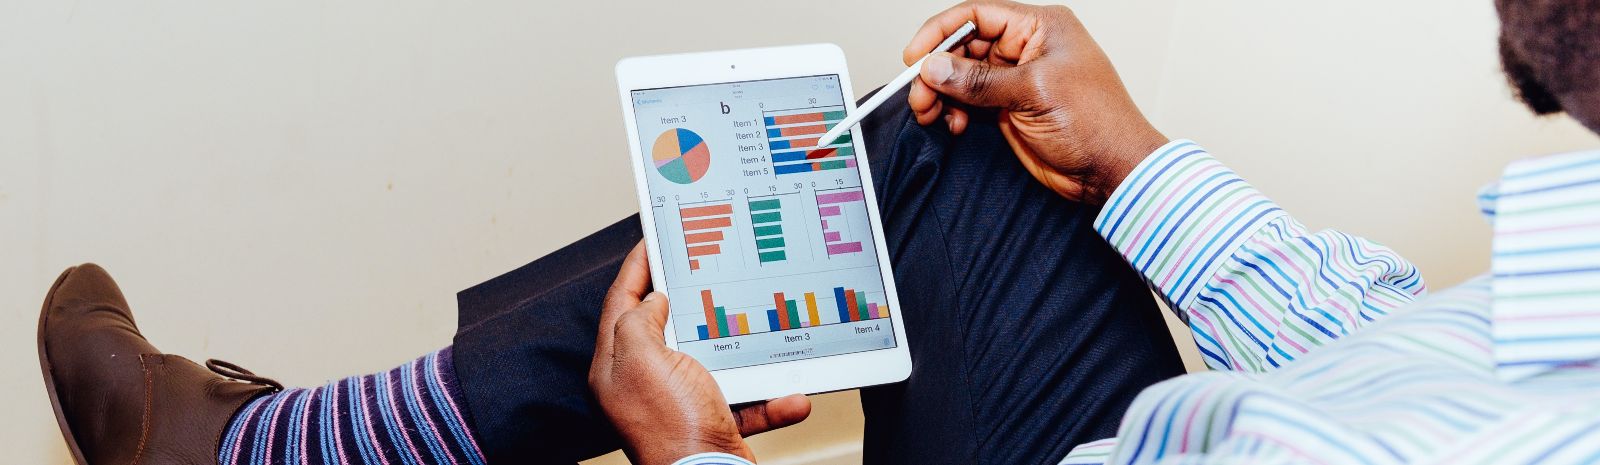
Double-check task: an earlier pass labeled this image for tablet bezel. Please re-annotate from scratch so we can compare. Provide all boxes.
[615,44,911,404]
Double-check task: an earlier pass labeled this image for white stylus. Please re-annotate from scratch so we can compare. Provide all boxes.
[814,21,977,147]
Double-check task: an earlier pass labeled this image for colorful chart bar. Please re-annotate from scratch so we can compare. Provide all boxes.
[804,292,822,327]
[681,201,734,272]
[764,292,804,330]
[773,158,856,176]
[763,107,857,176]
[748,196,789,265]
[696,286,886,341]
[763,111,846,126]
[816,190,864,204]
[696,290,763,341]
[773,293,791,330]
[772,144,854,163]
[816,188,866,257]
[700,289,721,339]
[831,286,889,323]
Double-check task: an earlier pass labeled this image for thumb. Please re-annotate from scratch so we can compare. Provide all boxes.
[614,292,672,352]
[733,394,812,436]
[919,52,1028,109]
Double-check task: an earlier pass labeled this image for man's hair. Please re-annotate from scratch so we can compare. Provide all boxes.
[1496,0,1600,115]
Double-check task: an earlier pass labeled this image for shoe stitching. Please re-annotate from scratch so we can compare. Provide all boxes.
[133,354,159,465]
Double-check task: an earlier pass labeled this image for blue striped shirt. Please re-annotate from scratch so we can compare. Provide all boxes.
[1063,140,1600,465]
[675,140,1600,465]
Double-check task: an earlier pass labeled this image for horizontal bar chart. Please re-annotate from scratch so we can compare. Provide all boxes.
[681,200,734,272]
[763,106,858,176]
[748,194,792,265]
[816,188,867,257]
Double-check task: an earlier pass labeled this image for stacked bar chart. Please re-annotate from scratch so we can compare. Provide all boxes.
[816,188,867,256]
[680,200,734,272]
[762,106,858,176]
[747,195,788,265]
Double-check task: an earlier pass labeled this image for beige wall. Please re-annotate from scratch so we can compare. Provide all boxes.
[3,1,1596,464]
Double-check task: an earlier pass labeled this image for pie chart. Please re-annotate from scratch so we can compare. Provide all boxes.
[652,128,710,184]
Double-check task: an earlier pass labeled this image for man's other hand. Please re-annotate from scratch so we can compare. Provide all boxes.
[589,242,812,465]
[906,0,1169,204]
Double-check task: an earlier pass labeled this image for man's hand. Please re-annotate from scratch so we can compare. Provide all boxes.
[589,243,812,465]
[906,0,1169,205]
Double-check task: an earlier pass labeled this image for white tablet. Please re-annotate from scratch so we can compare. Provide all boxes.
[615,44,911,404]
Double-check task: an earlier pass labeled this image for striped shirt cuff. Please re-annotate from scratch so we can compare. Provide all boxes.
[672,452,755,465]
[1094,140,1287,310]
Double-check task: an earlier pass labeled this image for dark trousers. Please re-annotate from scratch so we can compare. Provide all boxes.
[451,88,1186,465]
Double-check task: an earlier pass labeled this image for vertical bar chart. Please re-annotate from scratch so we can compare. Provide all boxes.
[690,286,891,341]
[680,200,734,272]
[816,188,867,256]
[832,286,890,323]
[747,196,788,265]
[763,106,858,176]
[697,289,762,340]
[765,292,812,331]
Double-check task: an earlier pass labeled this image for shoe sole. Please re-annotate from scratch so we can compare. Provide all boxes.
[38,265,91,465]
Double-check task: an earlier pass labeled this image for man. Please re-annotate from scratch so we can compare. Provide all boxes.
[592,0,1600,464]
[38,4,1186,465]
[40,0,1600,463]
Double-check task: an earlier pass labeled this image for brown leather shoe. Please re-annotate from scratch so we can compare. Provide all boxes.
[37,264,283,464]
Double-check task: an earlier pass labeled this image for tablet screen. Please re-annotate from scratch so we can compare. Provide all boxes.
[630,75,899,371]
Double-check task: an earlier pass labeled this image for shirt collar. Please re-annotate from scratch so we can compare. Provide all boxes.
[1487,149,1600,381]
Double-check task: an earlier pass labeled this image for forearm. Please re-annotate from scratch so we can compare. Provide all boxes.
[1094,140,1427,371]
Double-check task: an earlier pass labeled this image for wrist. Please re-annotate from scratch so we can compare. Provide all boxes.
[1091,126,1167,205]
[629,434,753,465]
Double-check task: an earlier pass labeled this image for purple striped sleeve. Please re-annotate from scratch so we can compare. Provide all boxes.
[1095,140,1424,372]
[1096,140,1286,311]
